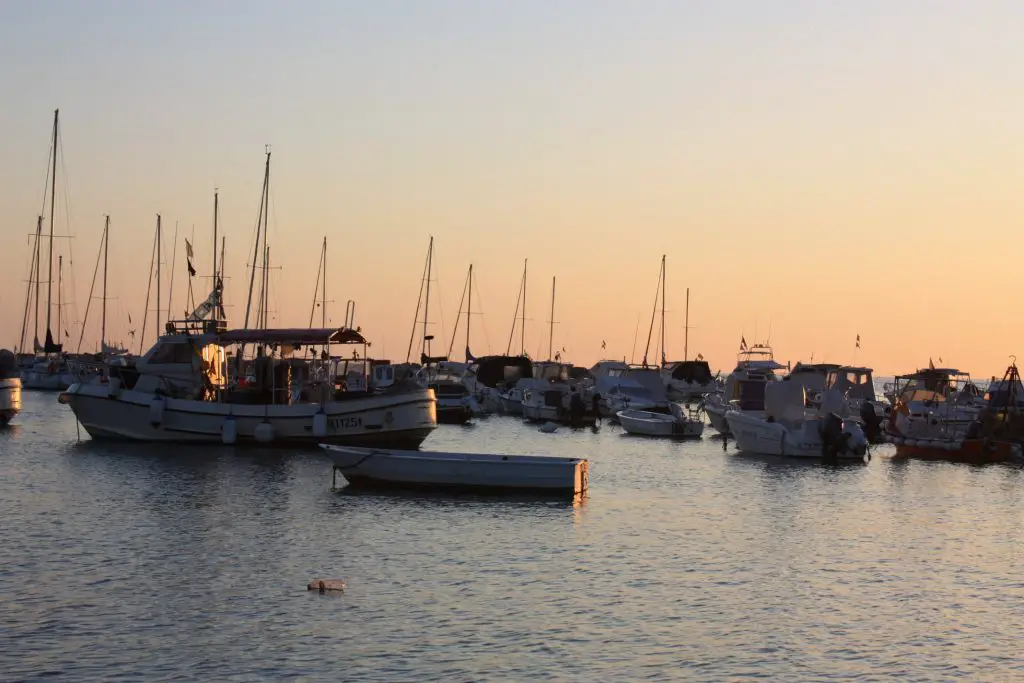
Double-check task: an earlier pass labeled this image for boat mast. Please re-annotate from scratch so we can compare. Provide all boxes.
[244,148,271,330]
[156,214,162,340]
[683,287,689,361]
[521,259,527,356]
[321,237,327,327]
[45,109,58,345]
[57,255,63,347]
[212,189,219,299]
[309,237,327,328]
[422,236,434,359]
[641,255,665,367]
[18,216,43,353]
[405,236,431,363]
[102,215,109,349]
[660,255,666,366]
[465,263,472,361]
[548,276,556,361]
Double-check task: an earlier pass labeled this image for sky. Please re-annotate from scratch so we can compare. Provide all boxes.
[1,0,1023,378]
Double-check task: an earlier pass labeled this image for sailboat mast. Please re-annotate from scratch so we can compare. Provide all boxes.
[156,214,162,339]
[684,287,689,361]
[45,109,58,340]
[244,150,271,330]
[465,263,472,360]
[102,215,109,349]
[660,255,666,366]
[57,255,62,346]
[32,216,42,348]
[521,259,527,356]
[321,237,327,328]
[548,276,555,361]
[422,236,434,359]
[212,190,219,293]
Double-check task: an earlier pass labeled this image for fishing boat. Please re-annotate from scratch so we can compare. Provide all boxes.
[705,343,786,435]
[63,320,437,446]
[725,382,869,461]
[322,444,589,497]
[617,403,704,438]
[0,350,22,426]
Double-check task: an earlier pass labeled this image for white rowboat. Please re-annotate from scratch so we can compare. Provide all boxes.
[321,444,589,497]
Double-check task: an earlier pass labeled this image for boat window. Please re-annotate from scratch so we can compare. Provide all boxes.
[148,342,194,364]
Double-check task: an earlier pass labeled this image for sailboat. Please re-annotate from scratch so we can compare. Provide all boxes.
[63,151,437,447]
[662,288,716,401]
[405,238,475,424]
[20,109,76,391]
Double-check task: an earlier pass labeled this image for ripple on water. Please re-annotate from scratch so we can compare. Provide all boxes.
[3,393,1024,681]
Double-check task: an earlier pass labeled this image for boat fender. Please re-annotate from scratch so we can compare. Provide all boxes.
[107,377,122,397]
[254,421,275,443]
[149,397,166,427]
[307,579,346,593]
[312,411,328,438]
[222,416,237,445]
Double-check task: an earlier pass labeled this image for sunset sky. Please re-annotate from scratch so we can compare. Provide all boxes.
[1,1,1022,378]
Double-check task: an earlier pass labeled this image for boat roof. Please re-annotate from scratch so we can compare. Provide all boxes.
[791,362,841,373]
[215,327,367,345]
[833,366,873,373]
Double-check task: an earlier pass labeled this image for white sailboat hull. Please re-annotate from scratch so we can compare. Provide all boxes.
[705,402,733,435]
[0,378,22,426]
[21,368,75,391]
[65,382,437,448]
[323,444,588,497]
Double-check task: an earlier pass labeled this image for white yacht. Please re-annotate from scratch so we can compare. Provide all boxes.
[520,362,574,422]
[0,350,22,427]
[63,319,437,447]
[662,360,717,401]
[462,355,533,413]
[705,344,787,435]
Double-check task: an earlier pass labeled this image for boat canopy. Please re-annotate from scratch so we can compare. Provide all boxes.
[471,355,533,388]
[215,327,366,346]
[668,360,713,383]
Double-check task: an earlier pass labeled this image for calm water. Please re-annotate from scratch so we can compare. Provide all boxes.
[3,392,1024,682]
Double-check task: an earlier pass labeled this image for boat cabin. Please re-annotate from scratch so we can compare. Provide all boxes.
[827,366,877,402]
[466,355,533,391]
[665,360,714,385]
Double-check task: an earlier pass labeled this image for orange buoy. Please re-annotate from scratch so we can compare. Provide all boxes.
[307,579,346,593]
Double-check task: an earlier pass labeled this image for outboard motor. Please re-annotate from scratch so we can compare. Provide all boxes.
[819,412,849,465]
[859,401,883,443]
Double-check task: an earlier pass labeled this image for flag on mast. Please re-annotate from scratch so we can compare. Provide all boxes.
[185,239,196,277]
[856,334,861,349]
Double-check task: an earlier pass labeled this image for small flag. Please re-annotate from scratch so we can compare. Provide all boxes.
[856,334,861,349]
[562,346,566,352]
[697,353,704,361]
[188,261,197,277]
[185,239,194,260]
[740,336,747,351]
[929,357,935,370]
[128,313,132,324]
[601,340,606,350]
[938,356,943,364]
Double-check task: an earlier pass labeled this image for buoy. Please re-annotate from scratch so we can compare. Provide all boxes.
[254,421,275,443]
[222,416,237,445]
[539,421,559,433]
[107,377,122,398]
[312,411,328,438]
[149,397,166,427]
[307,579,346,593]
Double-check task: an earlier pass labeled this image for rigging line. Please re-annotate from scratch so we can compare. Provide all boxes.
[167,222,179,323]
[434,248,447,359]
[471,267,492,355]
[308,239,325,328]
[17,222,40,353]
[642,257,663,366]
[404,239,430,364]
[57,125,82,335]
[447,265,470,359]
[139,230,157,355]
[76,224,105,353]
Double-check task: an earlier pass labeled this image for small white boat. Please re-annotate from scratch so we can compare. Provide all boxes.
[0,349,22,427]
[321,444,589,497]
[617,404,704,438]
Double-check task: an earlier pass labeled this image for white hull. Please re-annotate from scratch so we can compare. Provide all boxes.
[705,402,733,434]
[0,378,22,425]
[65,382,437,447]
[666,381,716,401]
[21,369,75,391]
[725,411,865,460]
[323,444,588,497]
[521,402,560,422]
[500,394,523,415]
[617,409,704,438]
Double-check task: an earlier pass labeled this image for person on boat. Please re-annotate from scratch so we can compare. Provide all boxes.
[568,390,586,427]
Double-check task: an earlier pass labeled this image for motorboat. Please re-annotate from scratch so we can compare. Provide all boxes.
[322,444,589,498]
[0,349,22,426]
[20,354,76,391]
[520,361,573,421]
[662,359,717,401]
[725,383,869,461]
[63,319,437,447]
[424,371,478,425]
[705,344,786,435]
[885,365,985,446]
[785,362,840,398]
[463,354,533,413]
[618,403,704,438]
[824,366,891,441]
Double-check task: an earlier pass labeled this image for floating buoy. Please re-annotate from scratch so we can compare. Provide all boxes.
[307,579,346,593]
[222,416,237,445]
[539,421,559,433]
[149,397,166,427]
[254,421,275,443]
[312,411,328,438]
